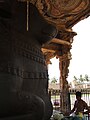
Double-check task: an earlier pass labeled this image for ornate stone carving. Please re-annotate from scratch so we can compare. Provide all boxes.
[0,1,57,120]
[34,0,90,28]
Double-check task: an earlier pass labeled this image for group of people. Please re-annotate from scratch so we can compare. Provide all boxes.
[66,91,90,120]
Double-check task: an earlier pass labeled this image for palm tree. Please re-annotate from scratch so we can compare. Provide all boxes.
[84,74,90,82]
[51,77,57,83]
[79,74,84,83]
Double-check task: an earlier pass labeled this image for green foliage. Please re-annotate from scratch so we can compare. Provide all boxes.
[79,74,84,83]
[73,76,78,81]
[51,77,57,83]
[73,74,90,83]
[84,74,89,82]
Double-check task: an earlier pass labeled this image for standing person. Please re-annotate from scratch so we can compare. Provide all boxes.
[68,91,90,119]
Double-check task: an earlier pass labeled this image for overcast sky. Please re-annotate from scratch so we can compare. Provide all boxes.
[48,16,90,83]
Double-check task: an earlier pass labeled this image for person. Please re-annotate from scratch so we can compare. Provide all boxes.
[68,91,90,119]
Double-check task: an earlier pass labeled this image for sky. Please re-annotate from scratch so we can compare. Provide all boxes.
[48,16,90,83]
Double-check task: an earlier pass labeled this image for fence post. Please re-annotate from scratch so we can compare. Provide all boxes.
[68,92,71,111]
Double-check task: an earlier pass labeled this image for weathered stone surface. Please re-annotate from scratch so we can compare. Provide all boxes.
[0,0,57,120]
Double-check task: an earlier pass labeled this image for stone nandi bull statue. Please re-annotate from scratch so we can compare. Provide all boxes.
[0,0,57,120]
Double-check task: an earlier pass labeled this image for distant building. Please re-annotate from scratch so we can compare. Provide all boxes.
[69,81,90,89]
[49,83,60,90]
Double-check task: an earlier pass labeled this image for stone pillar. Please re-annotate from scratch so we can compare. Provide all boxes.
[59,53,71,113]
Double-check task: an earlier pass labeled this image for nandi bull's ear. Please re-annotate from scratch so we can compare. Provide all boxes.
[39,23,58,45]
[29,3,58,45]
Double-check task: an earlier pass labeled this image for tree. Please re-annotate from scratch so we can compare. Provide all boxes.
[84,74,90,82]
[73,74,90,83]
[51,77,57,83]
[79,74,84,83]
[73,76,79,85]
[73,76,78,81]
